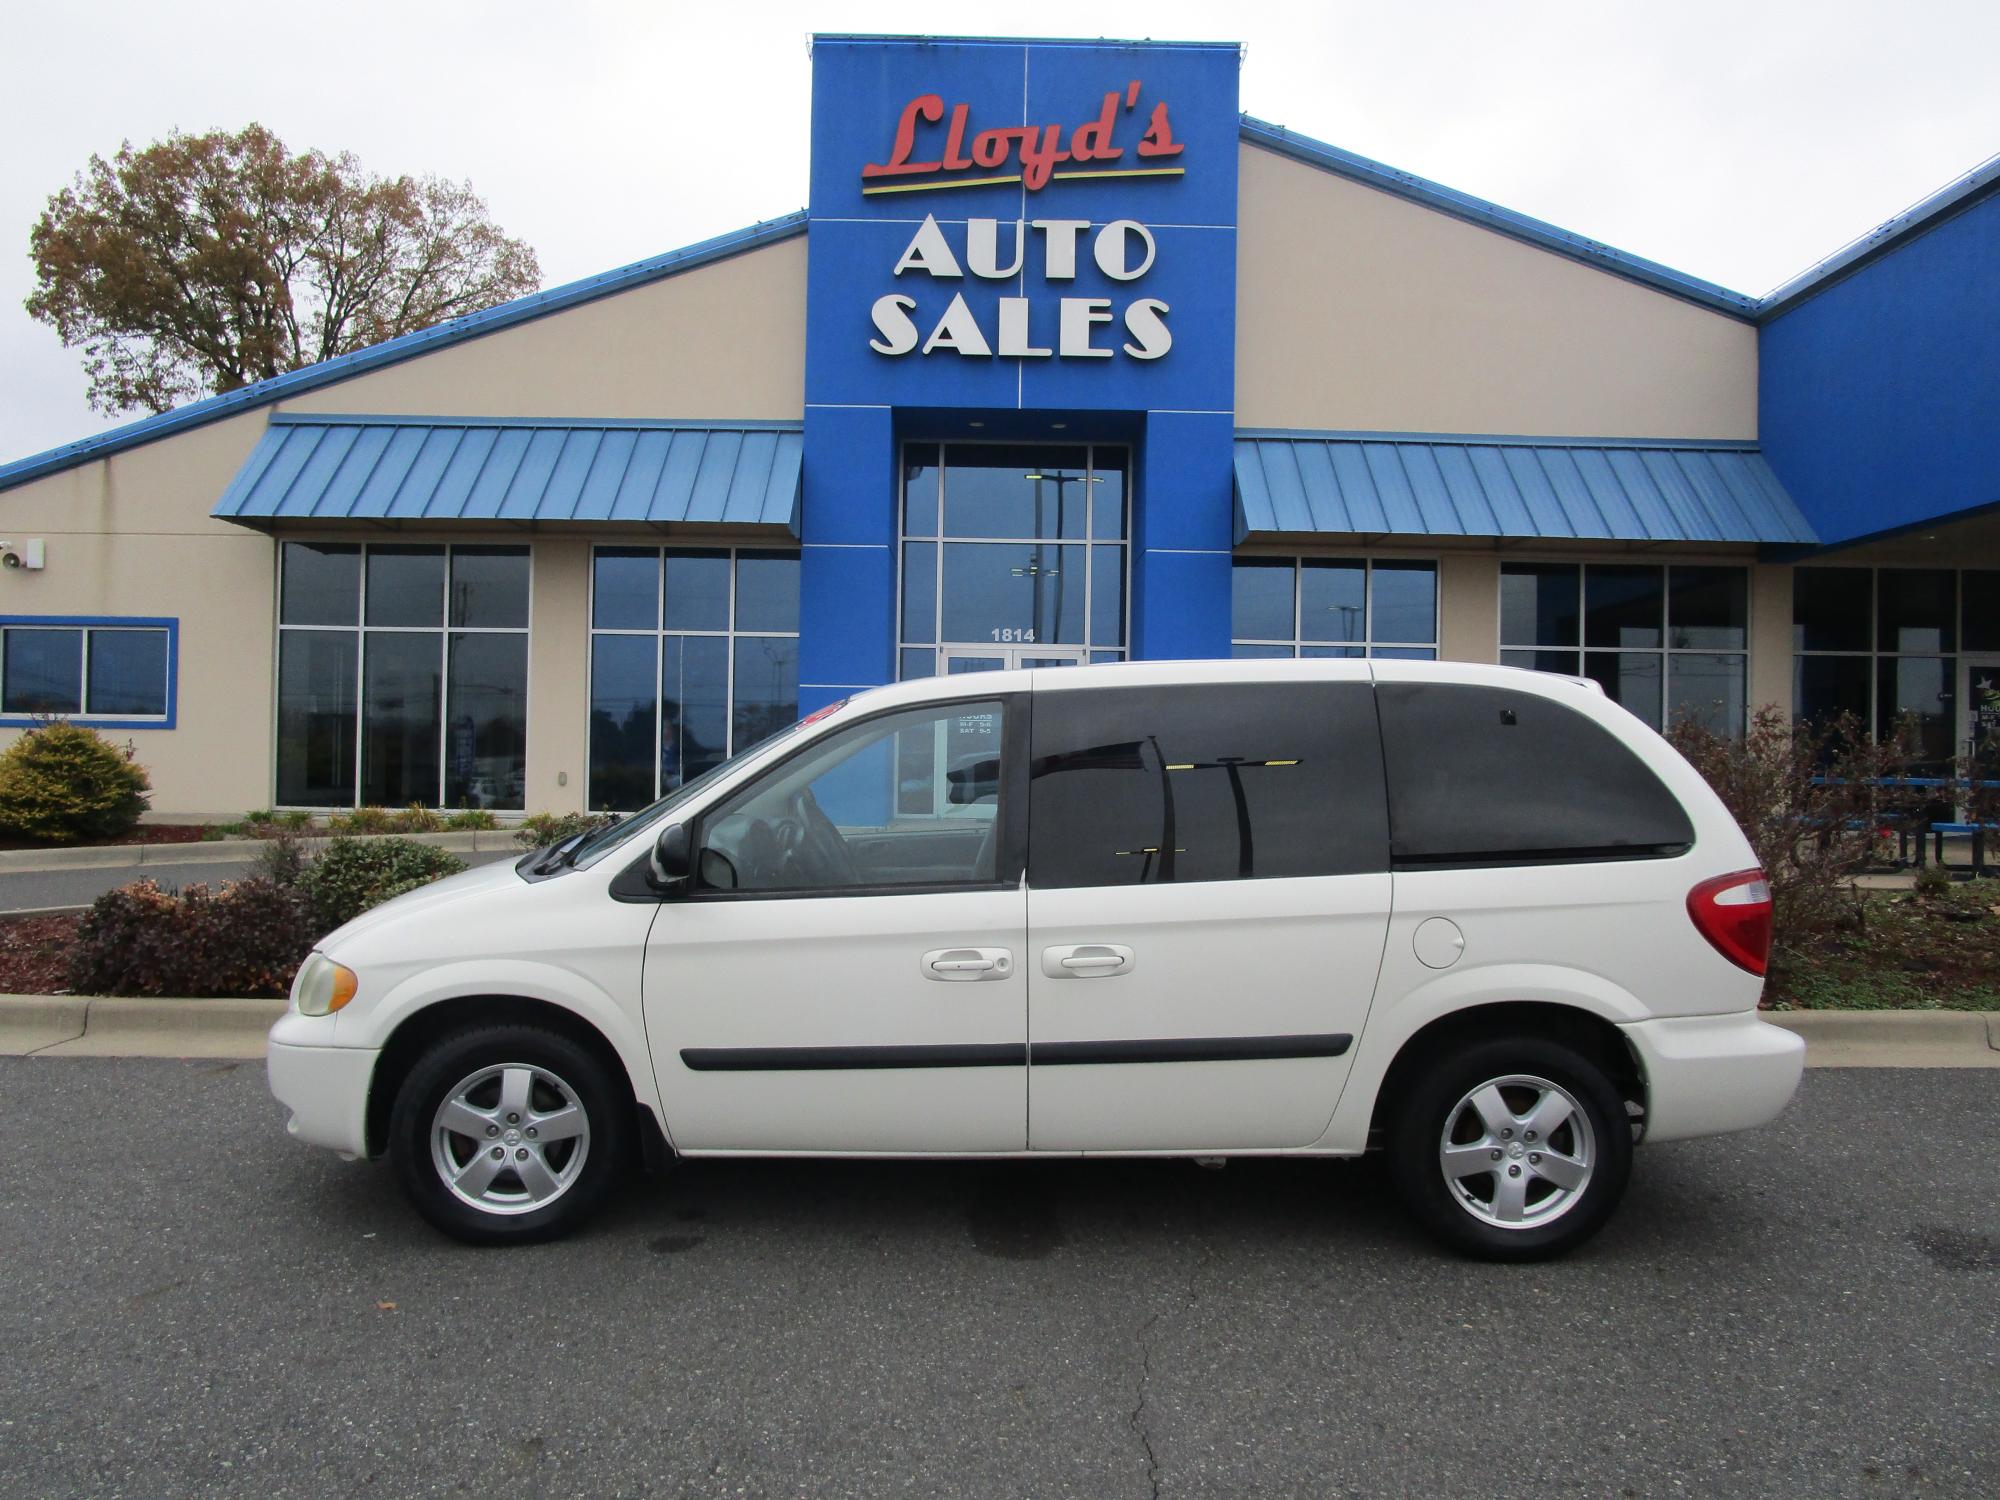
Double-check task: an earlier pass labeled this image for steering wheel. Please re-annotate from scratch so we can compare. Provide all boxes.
[787,787,860,886]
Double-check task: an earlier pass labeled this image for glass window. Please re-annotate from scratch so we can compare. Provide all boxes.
[279,542,359,627]
[365,546,444,628]
[3,629,82,714]
[1371,561,1438,645]
[1793,567,1871,652]
[86,631,169,716]
[1090,546,1126,649]
[444,633,527,810]
[701,700,1009,893]
[1877,569,1955,654]
[733,636,800,749]
[1377,682,1694,865]
[1668,653,1747,737]
[661,635,730,794]
[589,547,801,811]
[1231,558,1436,656]
[901,444,941,538]
[361,632,442,806]
[278,543,529,807]
[1091,450,1128,542]
[1668,567,1747,650]
[1300,560,1366,643]
[943,445,1090,539]
[449,547,530,629]
[1028,682,1390,888]
[588,633,657,814]
[901,543,937,645]
[1232,558,1293,642]
[1585,650,1663,730]
[1584,564,1663,649]
[1794,654,1871,727]
[592,548,659,631]
[734,550,801,634]
[276,630,357,807]
[1963,570,2000,651]
[1500,563,1579,648]
[1878,656,1955,773]
[661,551,730,633]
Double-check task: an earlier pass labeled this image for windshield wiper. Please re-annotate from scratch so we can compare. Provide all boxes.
[530,832,586,876]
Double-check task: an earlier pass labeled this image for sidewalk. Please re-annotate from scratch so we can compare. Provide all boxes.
[2,996,1996,1067]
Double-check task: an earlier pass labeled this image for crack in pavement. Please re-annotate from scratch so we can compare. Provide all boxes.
[1129,1310,1163,1500]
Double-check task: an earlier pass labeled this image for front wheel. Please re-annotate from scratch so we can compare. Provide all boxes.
[389,1024,630,1245]
[1386,1036,1632,1261]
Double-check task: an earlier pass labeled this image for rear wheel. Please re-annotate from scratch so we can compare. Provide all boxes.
[389,1024,629,1245]
[1387,1035,1631,1261]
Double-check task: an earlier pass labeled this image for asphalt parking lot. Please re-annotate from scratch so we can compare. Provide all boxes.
[1,1060,1992,1499]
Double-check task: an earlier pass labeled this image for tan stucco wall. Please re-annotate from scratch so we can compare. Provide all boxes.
[0,411,275,818]
[279,237,806,421]
[1234,143,1758,439]
[526,538,591,815]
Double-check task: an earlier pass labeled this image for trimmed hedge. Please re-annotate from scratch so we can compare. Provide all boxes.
[69,878,313,998]
[297,836,466,933]
[0,721,151,844]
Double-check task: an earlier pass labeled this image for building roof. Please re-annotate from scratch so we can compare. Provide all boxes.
[1759,149,2000,316]
[1233,430,1818,545]
[214,415,803,533]
[0,213,807,495]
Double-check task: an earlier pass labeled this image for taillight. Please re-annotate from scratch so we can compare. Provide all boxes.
[1686,870,1773,976]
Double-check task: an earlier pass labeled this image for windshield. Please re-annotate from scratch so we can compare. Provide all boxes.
[562,720,816,871]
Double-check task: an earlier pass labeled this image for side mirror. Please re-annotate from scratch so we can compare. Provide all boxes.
[650,822,692,889]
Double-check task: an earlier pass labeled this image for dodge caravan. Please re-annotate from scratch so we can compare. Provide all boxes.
[268,660,1804,1260]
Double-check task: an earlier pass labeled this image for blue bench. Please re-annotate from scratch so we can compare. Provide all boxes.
[1912,822,2000,877]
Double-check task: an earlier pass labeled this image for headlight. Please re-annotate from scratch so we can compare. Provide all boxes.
[292,952,359,1016]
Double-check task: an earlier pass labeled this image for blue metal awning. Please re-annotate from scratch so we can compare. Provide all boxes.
[215,415,803,533]
[1233,431,1819,545]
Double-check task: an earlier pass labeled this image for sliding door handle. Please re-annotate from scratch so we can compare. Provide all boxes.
[1041,943,1135,979]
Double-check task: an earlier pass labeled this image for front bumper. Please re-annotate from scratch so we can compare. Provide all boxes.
[1621,1011,1806,1144]
[268,1011,379,1158]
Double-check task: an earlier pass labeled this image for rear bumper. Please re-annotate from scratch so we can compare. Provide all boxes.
[268,1011,378,1158]
[1620,1011,1806,1144]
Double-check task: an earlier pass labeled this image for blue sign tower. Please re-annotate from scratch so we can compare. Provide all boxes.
[798,35,1242,711]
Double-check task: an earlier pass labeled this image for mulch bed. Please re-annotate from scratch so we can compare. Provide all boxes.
[1768,878,2000,1010]
[0,824,211,851]
[0,913,82,994]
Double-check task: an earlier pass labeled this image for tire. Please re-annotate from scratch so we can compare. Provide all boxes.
[1386,1035,1632,1262]
[389,1024,630,1246]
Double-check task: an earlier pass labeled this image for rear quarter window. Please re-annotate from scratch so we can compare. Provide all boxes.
[1375,682,1693,866]
[1029,682,1389,888]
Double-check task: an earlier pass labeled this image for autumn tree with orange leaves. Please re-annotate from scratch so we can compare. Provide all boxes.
[26,124,541,415]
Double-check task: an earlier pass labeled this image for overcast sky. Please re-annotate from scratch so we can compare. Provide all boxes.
[4,0,1997,465]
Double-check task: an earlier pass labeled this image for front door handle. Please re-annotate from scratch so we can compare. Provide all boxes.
[922,947,1014,982]
[1041,943,1135,979]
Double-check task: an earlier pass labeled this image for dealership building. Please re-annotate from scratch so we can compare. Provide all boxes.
[0,33,1995,819]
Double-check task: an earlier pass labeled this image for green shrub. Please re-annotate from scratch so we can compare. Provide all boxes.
[513,810,621,850]
[395,803,445,833]
[326,805,396,835]
[68,877,314,998]
[0,721,152,844]
[444,808,498,830]
[253,826,309,887]
[298,836,465,932]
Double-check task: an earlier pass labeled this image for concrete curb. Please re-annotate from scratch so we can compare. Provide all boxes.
[0,994,285,1059]
[3,994,1996,1067]
[0,829,523,875]
[1765,1010,2000,1068]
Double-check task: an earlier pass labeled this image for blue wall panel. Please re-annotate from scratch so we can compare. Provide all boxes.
[1760,189,2000,546]
[803,35,1242,676]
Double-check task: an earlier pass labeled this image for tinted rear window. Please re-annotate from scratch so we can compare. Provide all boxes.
[1029,682,1388,887]
[1375,683,1693,866]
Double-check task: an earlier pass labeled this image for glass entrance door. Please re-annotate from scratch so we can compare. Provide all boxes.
[942,646,1086,673]
[899,442,1129,681]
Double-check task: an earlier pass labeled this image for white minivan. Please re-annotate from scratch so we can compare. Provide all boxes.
[268,660,1804,1260]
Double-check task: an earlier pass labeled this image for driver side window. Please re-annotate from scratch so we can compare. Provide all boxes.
[697,699,1009,894]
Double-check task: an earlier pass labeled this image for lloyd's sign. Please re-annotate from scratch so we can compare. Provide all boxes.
[861,81,1182,365]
